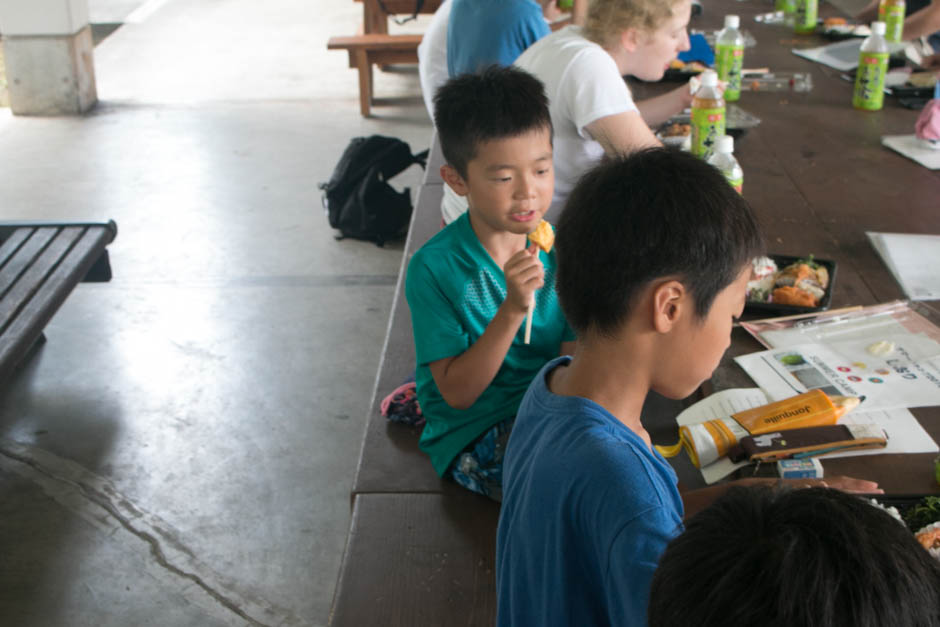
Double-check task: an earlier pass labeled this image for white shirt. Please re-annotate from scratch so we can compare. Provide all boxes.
[418,0,452,121]
[515,26,638,217]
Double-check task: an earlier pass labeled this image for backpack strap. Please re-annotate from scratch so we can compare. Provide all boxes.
[413,148,429,169]
[376,0,425,25]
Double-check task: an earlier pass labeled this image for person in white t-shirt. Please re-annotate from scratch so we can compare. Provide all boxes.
[418,1,468,224]
[516,0,696,217]
[418,0,452,120]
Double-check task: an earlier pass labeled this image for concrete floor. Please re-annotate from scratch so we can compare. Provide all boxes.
[0,1,434,625]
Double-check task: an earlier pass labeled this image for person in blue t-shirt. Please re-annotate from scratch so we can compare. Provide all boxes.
[434,0,584,225]
[446,0,580,78]
[405,66,575,501]
[496,149,880,626]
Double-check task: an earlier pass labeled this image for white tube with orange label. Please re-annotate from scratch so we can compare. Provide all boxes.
[664,389,861,468]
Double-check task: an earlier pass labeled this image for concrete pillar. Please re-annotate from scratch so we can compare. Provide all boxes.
[0,0,97,115]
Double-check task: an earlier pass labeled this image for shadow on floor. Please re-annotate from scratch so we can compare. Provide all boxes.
[92,23,123,46]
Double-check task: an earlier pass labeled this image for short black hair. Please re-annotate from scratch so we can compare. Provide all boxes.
[649,486,940,627]
[433,65,552,179]
[555,148,763,336]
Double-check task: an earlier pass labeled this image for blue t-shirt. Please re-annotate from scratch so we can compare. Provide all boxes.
[447,0,550,76]
[497,357,685,627]
[405,213,574,476]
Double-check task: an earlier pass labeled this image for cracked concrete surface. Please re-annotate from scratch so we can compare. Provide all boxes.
[0,0,434,624]
[1,440,298,626]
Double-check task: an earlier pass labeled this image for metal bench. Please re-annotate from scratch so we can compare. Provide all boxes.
[0,221,116,382]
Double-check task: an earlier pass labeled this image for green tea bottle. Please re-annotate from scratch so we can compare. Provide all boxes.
[793,0,818,34]
[707,136,743,194]
[852,21,890,111]
[715,15,745,102]
[880,0,905,43]
[691,70,726,160]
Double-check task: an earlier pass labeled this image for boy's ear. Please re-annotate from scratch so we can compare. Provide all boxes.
[651,280,686,334]
[620,27,640,53]
[440,165,470,197]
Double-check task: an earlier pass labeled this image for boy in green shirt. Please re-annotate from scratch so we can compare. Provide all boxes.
[405,66,575,500]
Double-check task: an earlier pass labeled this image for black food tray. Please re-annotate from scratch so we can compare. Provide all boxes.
[659,105,761,141]
[661,68,707,82]
[744,254,837,316]
[891,84,936,99]
[865,494,940,532]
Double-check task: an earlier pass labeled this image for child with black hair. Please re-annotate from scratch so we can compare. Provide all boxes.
[650,485,940,627]
[405,65,575,501]
[495,148,879,626]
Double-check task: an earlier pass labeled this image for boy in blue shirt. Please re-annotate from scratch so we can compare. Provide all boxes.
[496,149,880,625]
[405,66,575,501]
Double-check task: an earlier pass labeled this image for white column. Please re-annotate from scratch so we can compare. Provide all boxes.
[0,0,97,115]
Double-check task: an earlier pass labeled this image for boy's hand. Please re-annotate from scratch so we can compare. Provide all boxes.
[798,475,883,494]
[503,243,545,313]
[736,475,882,494]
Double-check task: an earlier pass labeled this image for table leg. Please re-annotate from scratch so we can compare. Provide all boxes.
[363,0,388,35]
[354,49,373,117]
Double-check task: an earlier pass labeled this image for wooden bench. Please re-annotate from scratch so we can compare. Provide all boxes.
[329,138,506,625]
[328,135,696,624]
[327,34,424,117]
[0,221,116,382]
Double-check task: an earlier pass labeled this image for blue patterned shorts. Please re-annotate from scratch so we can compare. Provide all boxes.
[446,417,515,502]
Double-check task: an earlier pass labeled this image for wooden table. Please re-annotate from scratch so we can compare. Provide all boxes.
[356,0,443,34]
[636,0,940,494]
[332,12,940,624]
[331,0,442,116]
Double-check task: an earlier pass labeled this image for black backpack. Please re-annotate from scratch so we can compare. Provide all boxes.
[319,135,428,247]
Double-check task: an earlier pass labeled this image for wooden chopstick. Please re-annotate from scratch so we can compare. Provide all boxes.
[734,305,865,328]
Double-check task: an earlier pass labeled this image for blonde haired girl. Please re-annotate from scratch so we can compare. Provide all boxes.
[516,0,698,216]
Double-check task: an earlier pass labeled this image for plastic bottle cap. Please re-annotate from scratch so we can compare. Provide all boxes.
[871,21,886,35]
[725,15,740,29]
[716,135,734,153]
[701,70,718,87]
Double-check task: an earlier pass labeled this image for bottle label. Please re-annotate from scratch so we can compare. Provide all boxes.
[716,45,745,101]
[884,5,905,42]
[691,107,726,159]
[794,0,817,32]
[852,52,889,110]
[727,176,743,194]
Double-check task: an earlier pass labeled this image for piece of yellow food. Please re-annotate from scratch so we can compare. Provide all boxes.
[772,285,818,307]
[528,220,555,253]
[909,72,938,89]
[662,122,691,137]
